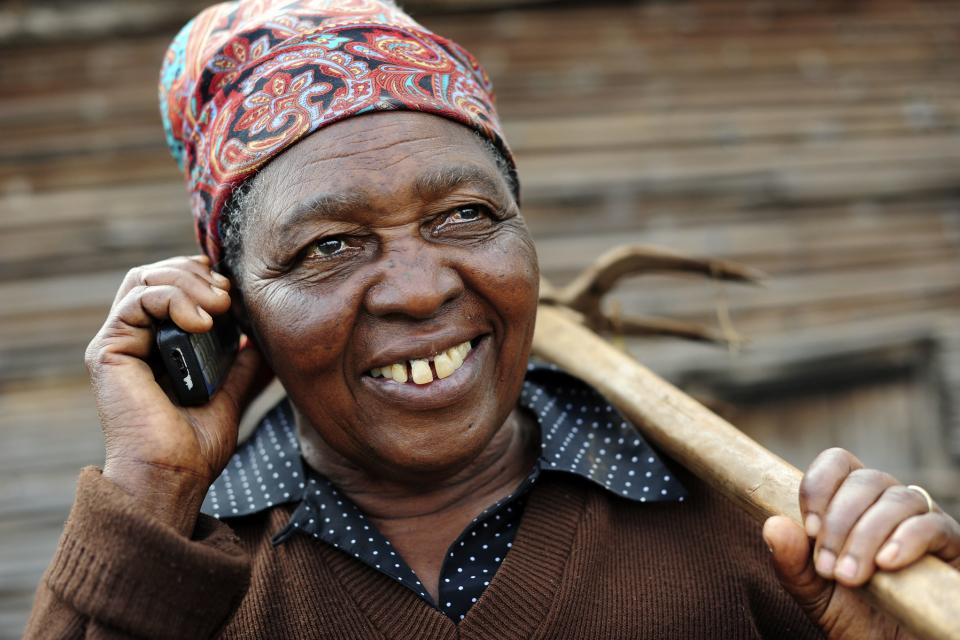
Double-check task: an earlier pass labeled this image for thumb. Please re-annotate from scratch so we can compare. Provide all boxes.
[212,341,273,424]
[763,515,834,622]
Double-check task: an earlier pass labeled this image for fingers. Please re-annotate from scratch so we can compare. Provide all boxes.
[800,447,865,539]
[87,257,233,369]
[117,283,219,331]
[828,484,930,585]
[811,468,899,581]
[876,512,960,571]
[801,447,960,589]
[113,255,229,306]
[113,261,230,330]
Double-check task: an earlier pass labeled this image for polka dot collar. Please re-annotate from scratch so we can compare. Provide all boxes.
[201,362,685,622]
[521,364,687,503]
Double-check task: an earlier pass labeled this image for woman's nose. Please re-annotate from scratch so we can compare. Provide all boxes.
[364,242,464,319]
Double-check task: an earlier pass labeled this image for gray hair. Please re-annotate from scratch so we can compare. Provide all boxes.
[218,133,517,285]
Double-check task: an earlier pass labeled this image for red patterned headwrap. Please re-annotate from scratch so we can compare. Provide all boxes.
[159,0,515,264]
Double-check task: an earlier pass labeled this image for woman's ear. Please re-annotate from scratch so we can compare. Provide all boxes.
[230,288,271,367]
[216,256,265,355]
[228,285,256,342]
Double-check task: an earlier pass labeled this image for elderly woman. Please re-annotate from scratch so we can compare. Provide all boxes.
[26,1,960,638]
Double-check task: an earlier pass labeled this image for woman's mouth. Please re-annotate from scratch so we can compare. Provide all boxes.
[360,335,489,411]
[367,339,474,384]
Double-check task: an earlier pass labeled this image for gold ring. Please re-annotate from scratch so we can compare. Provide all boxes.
[906,484,935,513]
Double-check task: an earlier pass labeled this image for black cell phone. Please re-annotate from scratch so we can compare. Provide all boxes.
[156,315,239,406]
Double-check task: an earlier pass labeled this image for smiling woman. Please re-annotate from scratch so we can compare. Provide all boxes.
[236,112,539,491]
[23,1,960,639]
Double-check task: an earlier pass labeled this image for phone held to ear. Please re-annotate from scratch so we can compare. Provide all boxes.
[156,315,239,406]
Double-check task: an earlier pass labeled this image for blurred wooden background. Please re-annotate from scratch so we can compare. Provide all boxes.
[2,0,960,636]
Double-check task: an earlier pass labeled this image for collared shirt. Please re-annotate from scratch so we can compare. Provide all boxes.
[202,363,686,622]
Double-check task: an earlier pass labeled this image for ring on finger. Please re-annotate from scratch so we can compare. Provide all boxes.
[906,484,935,513]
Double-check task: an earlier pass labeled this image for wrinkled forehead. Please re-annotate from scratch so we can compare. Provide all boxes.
[252,112,511,226]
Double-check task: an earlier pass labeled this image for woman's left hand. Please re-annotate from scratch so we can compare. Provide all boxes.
[762,447,960,639]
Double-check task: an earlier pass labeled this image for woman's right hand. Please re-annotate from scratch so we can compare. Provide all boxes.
[84,255,268,535]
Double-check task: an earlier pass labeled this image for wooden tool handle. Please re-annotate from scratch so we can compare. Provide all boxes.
[532,305,960,640]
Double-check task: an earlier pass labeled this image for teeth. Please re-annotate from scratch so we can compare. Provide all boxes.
[390,362,408,383]
[372,339,474,384]
[410,359,433,384]
[433,352,455,379]
[447,346,464,369]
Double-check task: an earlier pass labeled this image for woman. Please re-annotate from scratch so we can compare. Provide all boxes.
[26,1,960,638]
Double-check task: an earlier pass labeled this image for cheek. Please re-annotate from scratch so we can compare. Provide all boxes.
[246,279,361,380]
[475,225,540,324]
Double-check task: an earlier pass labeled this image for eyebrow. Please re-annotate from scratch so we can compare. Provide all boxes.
[413,164,508,202]
[275,191,370,248]
[274,164,508,247]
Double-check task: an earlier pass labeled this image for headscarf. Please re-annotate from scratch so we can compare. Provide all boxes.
[159,0,514,264]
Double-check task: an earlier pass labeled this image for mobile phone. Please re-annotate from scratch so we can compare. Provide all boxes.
[156,314,239,406]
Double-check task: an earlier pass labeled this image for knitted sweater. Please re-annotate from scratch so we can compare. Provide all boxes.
[25,465,823,639]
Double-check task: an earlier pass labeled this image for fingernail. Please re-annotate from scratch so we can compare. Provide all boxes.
[211,284,228,296]
[804,514,821,538]
[815,549,836,576]
[835,555,858,581]
[197,306,211,321]
[877,542,899,565]
[211,272,230,286]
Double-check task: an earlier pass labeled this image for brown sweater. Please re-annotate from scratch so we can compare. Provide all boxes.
[25,465,823,639]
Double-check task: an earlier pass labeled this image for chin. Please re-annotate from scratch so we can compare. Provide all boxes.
[367,410,506,482]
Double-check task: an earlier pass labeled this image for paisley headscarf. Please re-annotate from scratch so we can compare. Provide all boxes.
[159,0,514,264]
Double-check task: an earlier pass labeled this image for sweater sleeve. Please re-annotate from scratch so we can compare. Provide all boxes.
[672,465,825,639]
[23,467,252,640]
[721,500,825,639]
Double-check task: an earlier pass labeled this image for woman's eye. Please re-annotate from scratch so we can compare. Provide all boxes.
[307,237,347,258]
[435,205,491,234]
[450,206,484,222]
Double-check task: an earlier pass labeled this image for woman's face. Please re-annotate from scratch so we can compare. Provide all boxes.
[238,112,539,483]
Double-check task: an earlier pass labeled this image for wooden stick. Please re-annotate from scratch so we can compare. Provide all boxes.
[532,304,960,640]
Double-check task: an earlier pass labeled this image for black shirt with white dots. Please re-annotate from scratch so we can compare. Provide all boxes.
[202,362,686,622]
